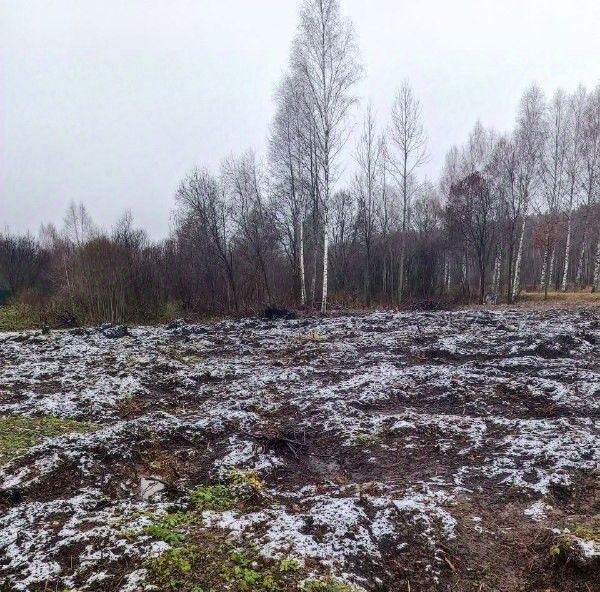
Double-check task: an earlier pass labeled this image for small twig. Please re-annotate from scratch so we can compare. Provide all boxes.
[443,555,457,572]
[286,441,299,459]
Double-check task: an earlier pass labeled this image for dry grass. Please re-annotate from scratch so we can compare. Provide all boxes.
[519,291,600,303]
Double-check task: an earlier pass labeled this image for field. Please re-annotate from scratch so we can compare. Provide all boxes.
[0,305,598,591]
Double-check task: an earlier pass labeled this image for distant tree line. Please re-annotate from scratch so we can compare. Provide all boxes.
[1,0,599,325]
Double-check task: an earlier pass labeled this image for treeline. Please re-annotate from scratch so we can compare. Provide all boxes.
[1,0,599,326]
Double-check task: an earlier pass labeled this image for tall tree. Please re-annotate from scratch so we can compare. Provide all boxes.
[354,103,383,305]
[561,86,586,291]
[447,172,497,304]
[270,72,313,306]
[222,152,276,305]
[511,85,546,300]
[389,81,428,301]
[291,0,361,313]
[577,85,600,290]
[538,90,568,299]
[175,169,239,312]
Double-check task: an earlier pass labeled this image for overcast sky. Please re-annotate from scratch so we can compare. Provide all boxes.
[1,1,599,238]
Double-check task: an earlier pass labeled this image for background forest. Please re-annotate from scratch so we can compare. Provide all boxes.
[1,0,599,327]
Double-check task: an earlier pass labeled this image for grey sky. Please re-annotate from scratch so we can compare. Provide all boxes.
[1,1,598,239]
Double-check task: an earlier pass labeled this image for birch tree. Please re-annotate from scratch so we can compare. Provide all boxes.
[561,86,586,291]
[389,81,428,301]
[538,90,568,299]
[577,85,600,289]
[488,135,517,299]
[355,103,383,305]
[511,85,546,300]
[291,0,361,313]
[270,72,312,305]
[63,202,95,246]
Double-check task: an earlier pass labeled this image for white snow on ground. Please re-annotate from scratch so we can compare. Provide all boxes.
[524,501,552,521]
[0,308,598,589]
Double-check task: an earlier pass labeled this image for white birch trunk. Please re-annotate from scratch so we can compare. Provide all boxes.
[575,241,586,288]
[444,257,450,293]
[321,209,329,314]
[492,252,502,294]
[540,246,549,292]
[512,217,527,300]
[299,219,306,306]
[549,247,556,291]
[561,215,572,292]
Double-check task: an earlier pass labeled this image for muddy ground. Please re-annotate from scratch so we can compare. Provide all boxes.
[0,305,598,591]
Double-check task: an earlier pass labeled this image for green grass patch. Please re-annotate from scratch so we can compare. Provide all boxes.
[549,525,600,559]
[351,432,381,447]
[148,533,305,592]
[0,304,41,332]
[226,468,263,492]
[144,513,193,547]
[161,346,204,366]
[142,485,359,592]
[0,416,96,464]
[303,579,361,592]
[190,485,236,512]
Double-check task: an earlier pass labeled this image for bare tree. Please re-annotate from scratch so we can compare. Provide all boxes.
[270,72,312,306]
[389,81,428,301]
[538,90,568,299]
[511,85,546,300]
[0,232,46,295]
[291,0,361,313]
[329,189,356,293]
[377,138,396,300]
[176,169,239,312]
[561,86,586,291]
[447,172,498,304]
[222,151,276,305]
[63,201,95,246]
[354,103,383,305]
[576,85,600,290]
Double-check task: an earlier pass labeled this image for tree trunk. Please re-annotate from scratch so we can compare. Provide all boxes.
[382,252,388,302]
[365,244,371,307]
[512,216,526,301]
[506,239,514,304]
[444,256,450,293]
[492,251,501,294]
[479,261,486,305]
[575,240,586,289]
[549,247,557,291]
[299,219,306,306]
[593,236,600,293]
[561,214,572,292]
[541,243,549,300]
[321,208,329,314]
[398,244,405,304]
[462,255,469,299]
